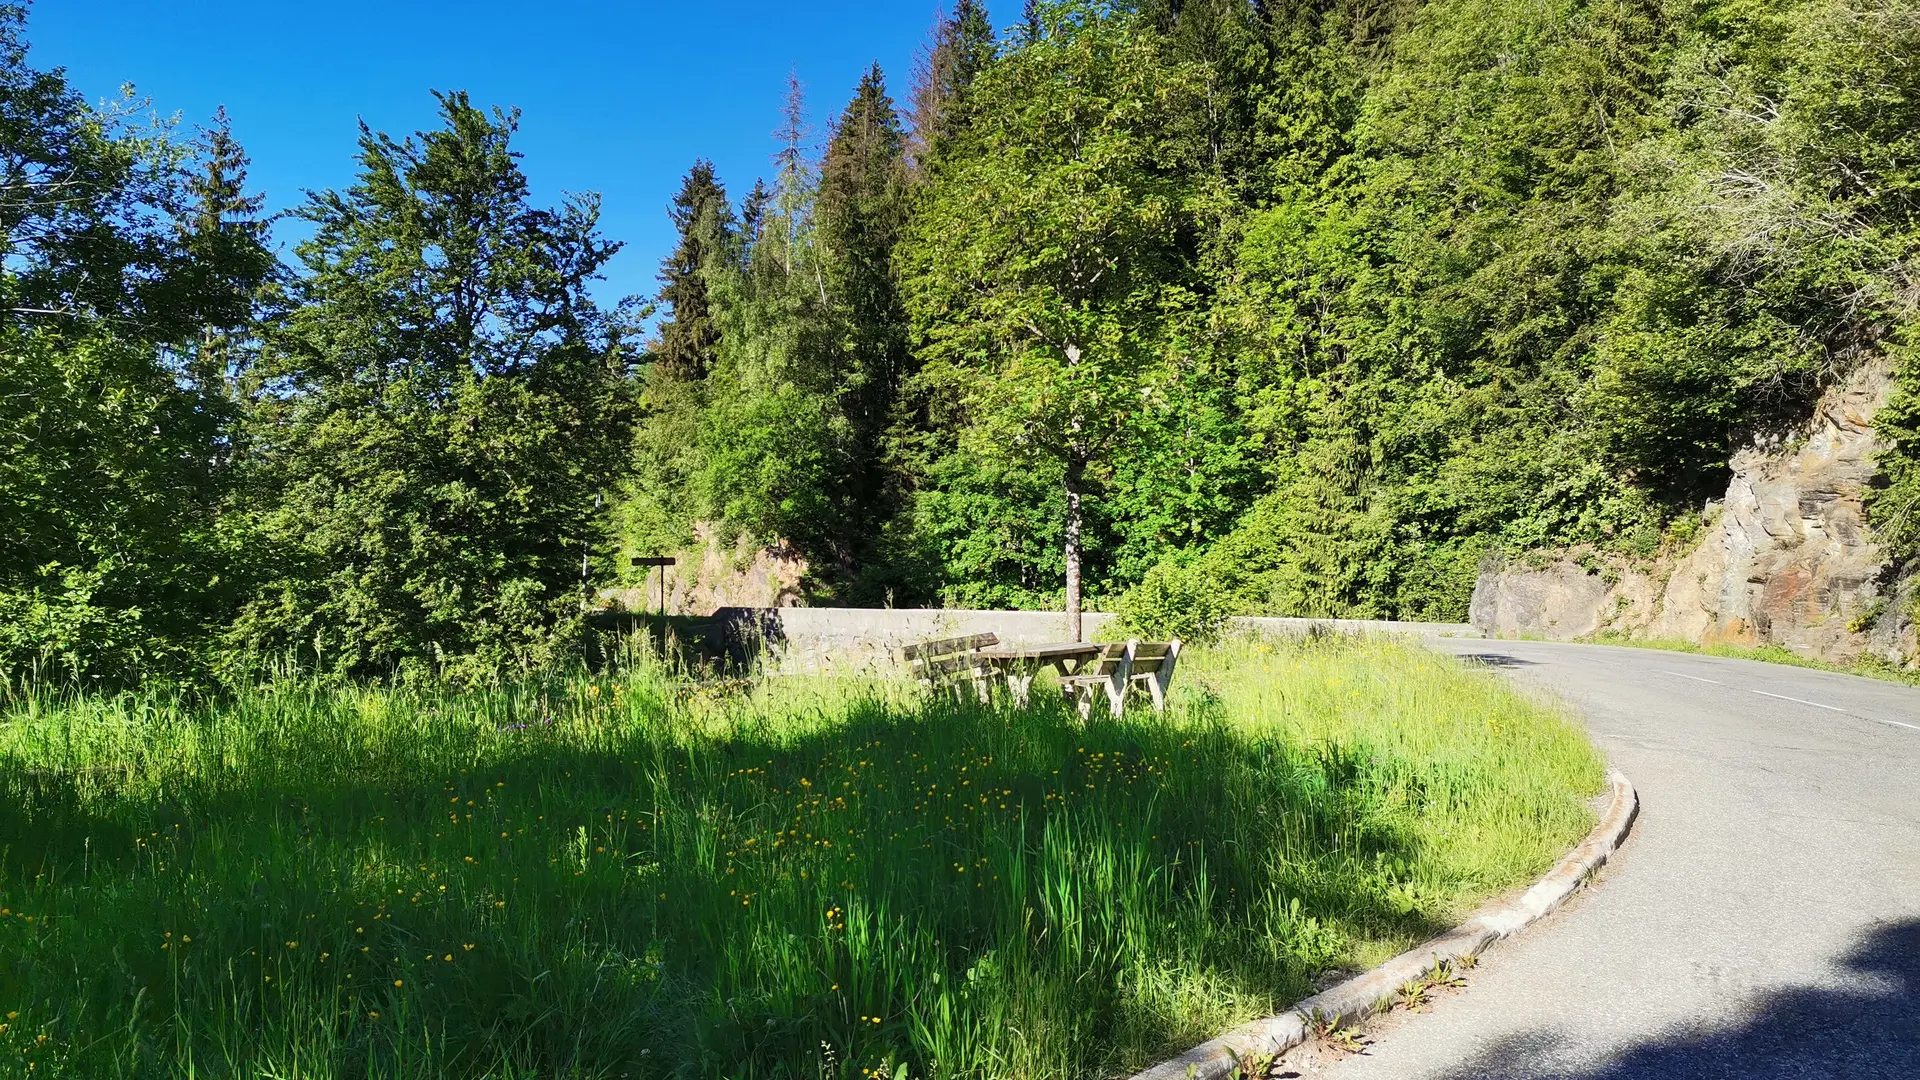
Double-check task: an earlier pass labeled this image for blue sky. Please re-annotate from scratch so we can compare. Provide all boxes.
[30,1,969,307]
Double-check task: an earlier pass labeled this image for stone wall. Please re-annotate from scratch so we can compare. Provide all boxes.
[697,608,1475,675]
[1472,360,1916,664]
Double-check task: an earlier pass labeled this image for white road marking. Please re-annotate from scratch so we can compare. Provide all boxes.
[1659,669,1920,733]
[1749,689,1848,713]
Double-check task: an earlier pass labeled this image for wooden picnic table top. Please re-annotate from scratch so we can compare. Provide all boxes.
[975,642,1103,662]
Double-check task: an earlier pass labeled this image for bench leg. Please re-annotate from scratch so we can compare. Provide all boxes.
[1009,673,1035,707]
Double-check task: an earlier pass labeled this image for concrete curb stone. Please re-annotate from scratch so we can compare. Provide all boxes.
[1130,769,1640,1080]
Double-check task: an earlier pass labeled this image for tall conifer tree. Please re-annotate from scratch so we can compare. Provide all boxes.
[177,107,275,403]
[819,65,911,556]
[909,1,996,170]
[653,160,733,380]
[1021,0,1044,44]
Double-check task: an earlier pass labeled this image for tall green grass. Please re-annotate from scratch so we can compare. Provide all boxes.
[0,634,1602,1079]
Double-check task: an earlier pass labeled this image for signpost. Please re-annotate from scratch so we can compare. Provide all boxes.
[631,557,676,617]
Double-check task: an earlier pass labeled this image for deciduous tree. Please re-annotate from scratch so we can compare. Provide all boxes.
[233,92,631,680]
[902,3,1206,637]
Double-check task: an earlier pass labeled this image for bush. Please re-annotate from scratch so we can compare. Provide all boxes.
[1116,558,1229,643]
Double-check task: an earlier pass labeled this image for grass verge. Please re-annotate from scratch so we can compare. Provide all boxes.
[0,634,1602,1079]
[1583,632,1920,687]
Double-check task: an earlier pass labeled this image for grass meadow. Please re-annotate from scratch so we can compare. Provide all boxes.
[0,634,1603,1079]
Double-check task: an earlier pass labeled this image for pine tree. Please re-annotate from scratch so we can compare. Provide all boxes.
[908,1,996,169]
[1150,0,1275,186]
[177,106,275,398]
[624,74,848,577]
[653,160,733,380]
[1021,0,1044,45]
[766,70,818,281]
[819,64,911,561]
[182,107,271,308]
[739,176,772,255]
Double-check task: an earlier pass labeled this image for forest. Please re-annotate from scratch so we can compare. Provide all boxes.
[5,0,1918,685]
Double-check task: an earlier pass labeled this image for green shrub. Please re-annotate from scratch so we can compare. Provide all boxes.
[1116,559,1229,643]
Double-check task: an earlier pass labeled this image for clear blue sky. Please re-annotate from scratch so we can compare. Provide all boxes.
[30,1,970,307]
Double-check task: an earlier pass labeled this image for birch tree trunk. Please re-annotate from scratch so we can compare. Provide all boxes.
[1064,452,1085,641]
[1063,342,1085,641]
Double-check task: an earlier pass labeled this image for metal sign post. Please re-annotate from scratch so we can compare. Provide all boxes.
[631,557,676,617]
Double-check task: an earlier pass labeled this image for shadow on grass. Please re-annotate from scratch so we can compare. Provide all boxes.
[0,686,1453,1077]
[1433,918,1920,1080]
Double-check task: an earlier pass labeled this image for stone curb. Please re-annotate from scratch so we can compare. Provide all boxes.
[1130,769,1640,1080]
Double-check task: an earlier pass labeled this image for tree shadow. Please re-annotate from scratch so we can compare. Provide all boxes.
[1458,653,1541,669]
[582,609,748,672]
[0,685,1466,1075]
[1433,917,1920,1079]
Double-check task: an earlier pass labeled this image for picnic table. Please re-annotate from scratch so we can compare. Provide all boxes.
[974,641,1103,706]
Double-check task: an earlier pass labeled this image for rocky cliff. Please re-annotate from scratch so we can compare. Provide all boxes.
[1472,360,1916,664]
[604,524,809,616]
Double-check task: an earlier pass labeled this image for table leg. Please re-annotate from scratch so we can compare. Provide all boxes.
[1010,670,1035,707]
[1049,658,1079,703]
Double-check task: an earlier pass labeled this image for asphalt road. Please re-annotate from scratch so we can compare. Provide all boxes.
[1305,639,1920,1080]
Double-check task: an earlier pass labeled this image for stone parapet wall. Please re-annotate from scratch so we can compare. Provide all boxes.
[697,607,1475,675]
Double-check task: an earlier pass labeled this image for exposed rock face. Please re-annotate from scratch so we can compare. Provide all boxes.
[604,524,808,615]
[1472,360,1916,663]
[1470,560,1621,641]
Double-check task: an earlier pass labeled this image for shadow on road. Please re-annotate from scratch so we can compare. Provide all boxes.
[1459,653,1541,669]
[1436,918,1920,1079]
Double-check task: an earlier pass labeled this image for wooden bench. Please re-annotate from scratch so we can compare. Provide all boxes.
[1058,639,1183,719]
[899,633,999,698]
[1059,641,1133,720]
[1125,639,1182,712]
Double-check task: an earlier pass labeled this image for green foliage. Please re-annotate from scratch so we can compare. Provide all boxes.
[1115,558,1229,642]
[818,65,913,549]
[0,333,242,683]
[654,160,733,380]
[908,0,997,168]
[899,3,1214,625]
[615,71,906,590]
[599,0,1919,627]
[229,94,632,682]
[0,636,1602,1077]
[0,6,270,684]
[9,0,1920,680]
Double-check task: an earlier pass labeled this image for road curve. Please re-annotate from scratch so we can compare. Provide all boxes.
[1306,639,1920,1080]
